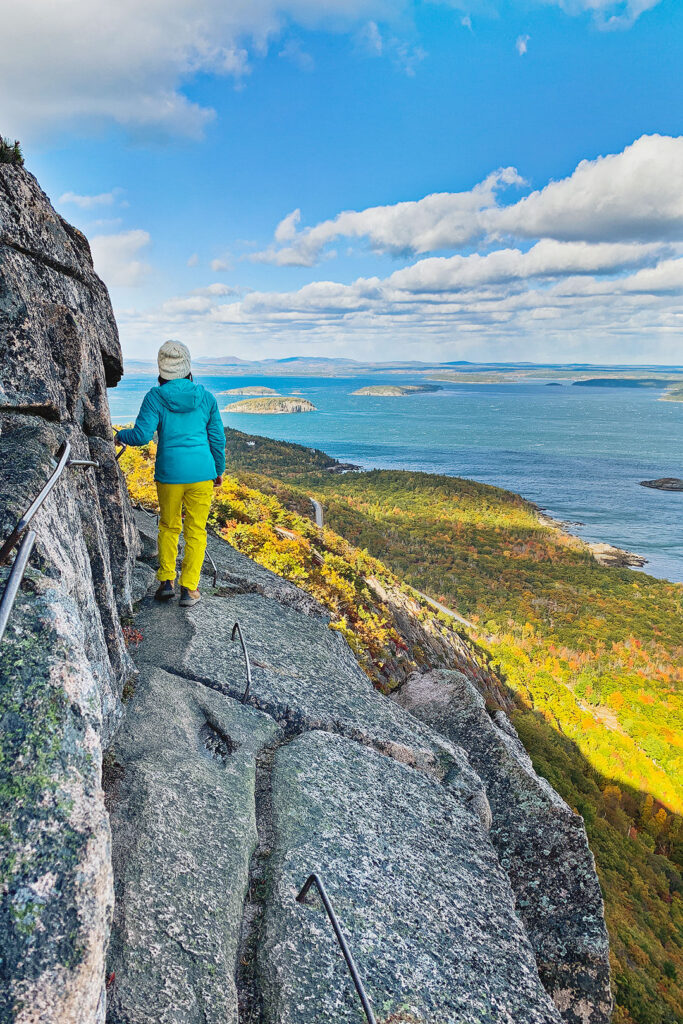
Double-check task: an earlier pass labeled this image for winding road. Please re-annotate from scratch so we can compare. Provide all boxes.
[310,497,324,530]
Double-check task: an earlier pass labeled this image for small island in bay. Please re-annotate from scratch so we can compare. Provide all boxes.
[352,383,440,396]
[218,386,279,396]
[222,396,317,414]
[640,477,683,492]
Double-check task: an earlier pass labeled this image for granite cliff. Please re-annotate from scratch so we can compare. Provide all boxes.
[1,165,612,1024]
[0,164,138,1020]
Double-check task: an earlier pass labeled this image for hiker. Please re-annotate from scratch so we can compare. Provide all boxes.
[115,340,225,608]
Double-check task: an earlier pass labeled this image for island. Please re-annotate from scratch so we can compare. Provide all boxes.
[352,384,439,396]
[222,396,317,414]
[640,477,683,491]
[218,386,279,396]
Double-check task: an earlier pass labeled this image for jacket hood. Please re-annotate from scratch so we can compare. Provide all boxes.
[155,378,205,413]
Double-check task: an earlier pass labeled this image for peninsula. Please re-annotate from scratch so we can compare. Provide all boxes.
[222,396,317,413]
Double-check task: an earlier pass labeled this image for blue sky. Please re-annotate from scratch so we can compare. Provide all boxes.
[5,0,683,364]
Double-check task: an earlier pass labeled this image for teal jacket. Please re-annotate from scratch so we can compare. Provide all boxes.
[117,379,226,484]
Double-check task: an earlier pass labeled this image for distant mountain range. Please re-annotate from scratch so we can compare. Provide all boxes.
[122,355,683,380]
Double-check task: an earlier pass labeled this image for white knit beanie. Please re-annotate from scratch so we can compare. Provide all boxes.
[158,339,192,380]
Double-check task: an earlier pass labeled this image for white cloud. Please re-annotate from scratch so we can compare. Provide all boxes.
[488,135,683,243]
[122,240,682,363]
[59,187,123,209]
[253,167,525,265]
[161,295,215,316]
[255,135,683,266]
[187,253,199,267]
[357,20,384,54]
[193,282,236,296]
[544,0,662,29]
[278,38,315,70]
[516,34,530,54]
[385,240,664,292]
[90,229,152,287]
[275,209,302,243]
[111,132,682,363]
[1,1,659,139]
[210,257,231,272]
[621,259,683,294]
[0,0,412,139]
[392,40,428,76]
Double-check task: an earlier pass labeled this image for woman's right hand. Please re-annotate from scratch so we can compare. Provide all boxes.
[214,475,223,487]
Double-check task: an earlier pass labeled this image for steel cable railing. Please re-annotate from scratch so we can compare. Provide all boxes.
[231,621,252,703]
[296,873,377,1024]
[0,440,101,642]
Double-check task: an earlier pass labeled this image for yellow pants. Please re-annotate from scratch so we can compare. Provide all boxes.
[156,480,214,591]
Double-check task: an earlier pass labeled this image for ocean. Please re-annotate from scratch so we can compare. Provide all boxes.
[108,373,683,584]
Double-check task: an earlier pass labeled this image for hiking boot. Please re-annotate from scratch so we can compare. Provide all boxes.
[179,586,201,608]
[154,580,175,602]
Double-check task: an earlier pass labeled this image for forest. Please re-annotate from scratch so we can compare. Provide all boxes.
[120,428,682,1024]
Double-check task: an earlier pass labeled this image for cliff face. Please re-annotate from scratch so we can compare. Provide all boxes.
[1,166,612,1024]
[0,165,138,1021]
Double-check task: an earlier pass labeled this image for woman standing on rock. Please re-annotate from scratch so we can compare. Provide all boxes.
[115,340,225,608]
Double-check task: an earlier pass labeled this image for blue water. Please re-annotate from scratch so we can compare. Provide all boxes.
[109,374,683,584]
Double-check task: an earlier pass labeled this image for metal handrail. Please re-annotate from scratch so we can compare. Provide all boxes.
[0,441,71,565]
[115,441,127,461]
[231,621,252,703]
[0,440,105,641]
[296,873,377,1024]
[0,441,103,567]
[0,531,37,643]
[204,548,218,587]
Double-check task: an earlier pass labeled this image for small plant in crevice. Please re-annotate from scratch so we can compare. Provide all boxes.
[121,676,137,703]
[122,625,143,649]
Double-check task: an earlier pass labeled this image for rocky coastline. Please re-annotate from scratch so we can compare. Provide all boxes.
[639,477,683,491]
[536,512,647,568]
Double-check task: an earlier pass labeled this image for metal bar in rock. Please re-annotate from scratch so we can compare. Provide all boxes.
[231,621,252,703]
[0,441,71,565]
[296,872,377,1024]
[0,530,37,643]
